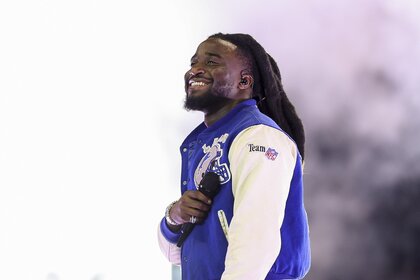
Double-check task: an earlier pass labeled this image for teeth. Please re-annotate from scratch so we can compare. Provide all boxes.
[190,81,207,87]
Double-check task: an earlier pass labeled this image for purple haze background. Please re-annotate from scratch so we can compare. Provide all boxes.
[179,1,420,279]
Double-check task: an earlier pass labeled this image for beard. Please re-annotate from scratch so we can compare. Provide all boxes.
[184,82,234,112]
[184,92,230,112]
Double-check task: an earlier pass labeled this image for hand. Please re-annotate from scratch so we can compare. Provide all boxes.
[171,190,212,225]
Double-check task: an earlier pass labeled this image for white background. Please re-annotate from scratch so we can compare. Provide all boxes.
[0,1,214,279]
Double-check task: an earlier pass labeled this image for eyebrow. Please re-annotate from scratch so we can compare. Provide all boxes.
[205,52,222,58]
[191,52,222,61]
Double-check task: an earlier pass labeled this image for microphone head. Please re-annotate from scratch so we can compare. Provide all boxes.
[198,172,221,198]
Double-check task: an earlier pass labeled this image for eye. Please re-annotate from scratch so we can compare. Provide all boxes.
[190,58,198,67]
[206,60,217,65]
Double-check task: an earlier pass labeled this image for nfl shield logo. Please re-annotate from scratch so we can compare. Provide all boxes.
[265,148,278,160]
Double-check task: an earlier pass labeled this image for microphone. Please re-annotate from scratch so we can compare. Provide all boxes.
[176,172,221,247]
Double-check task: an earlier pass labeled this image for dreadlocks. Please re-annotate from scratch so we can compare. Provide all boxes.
[208,33,306,160]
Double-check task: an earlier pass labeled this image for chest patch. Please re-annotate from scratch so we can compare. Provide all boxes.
[194,133,231,188]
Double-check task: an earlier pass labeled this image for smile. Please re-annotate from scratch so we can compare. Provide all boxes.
[189,81,209,87]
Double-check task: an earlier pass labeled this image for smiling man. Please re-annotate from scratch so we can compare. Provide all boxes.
[158,33,311,280]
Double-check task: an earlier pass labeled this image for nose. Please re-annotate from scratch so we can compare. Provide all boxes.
[188,66,205,78]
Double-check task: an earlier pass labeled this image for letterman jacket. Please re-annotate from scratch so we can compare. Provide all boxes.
[158,99,310,280]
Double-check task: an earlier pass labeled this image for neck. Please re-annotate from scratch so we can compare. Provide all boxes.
[203,99,244,127]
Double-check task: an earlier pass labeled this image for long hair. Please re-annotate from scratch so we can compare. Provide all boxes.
[208,33,306,160]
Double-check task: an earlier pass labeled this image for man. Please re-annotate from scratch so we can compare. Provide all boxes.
[158,33,310,280]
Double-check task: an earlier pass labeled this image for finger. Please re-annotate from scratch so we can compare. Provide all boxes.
[182,207,208,219]
[178,201,209,221]
[182,213,208,225]
[178,203,209,221]
[182,198,211,213]
[185,190,212,205]
[180,191,211,212]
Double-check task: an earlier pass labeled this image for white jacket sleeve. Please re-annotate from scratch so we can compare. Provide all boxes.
[157,223,181,265]
[221,125,297,280]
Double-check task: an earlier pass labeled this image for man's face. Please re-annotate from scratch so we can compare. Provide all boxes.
[184,38,246,112]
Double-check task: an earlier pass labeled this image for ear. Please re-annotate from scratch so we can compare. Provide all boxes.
[238,74,254,90]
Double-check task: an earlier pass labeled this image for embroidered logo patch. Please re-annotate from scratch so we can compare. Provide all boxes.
[194,133,231,188]
[265,148,279,161]
[248,143,279,161]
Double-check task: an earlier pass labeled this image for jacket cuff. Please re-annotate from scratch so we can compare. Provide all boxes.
[160,217,182,243]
